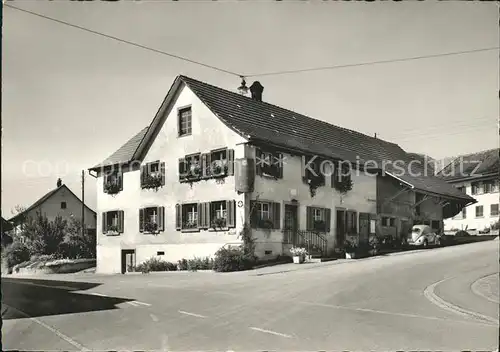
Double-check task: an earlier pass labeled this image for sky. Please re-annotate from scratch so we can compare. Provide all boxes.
[2,1,498,217]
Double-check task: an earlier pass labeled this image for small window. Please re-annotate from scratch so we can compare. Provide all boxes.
[102,210,124,234]
[210,201,227,228]
[256,149,284,179]
[491,204,499,216]
[264,250,272,255]
[61,202,67,209]
[182,203,198,229]
[462,206,467,218]
[492,180,499,193]
[141,161,165,189]
[178,107,192,136]
[471,182,480,195]
[157,251,165,256]
[139,206,165,233]
[306,207,329,232]
[475,205,484,218]
[303,156,325,186]
[179,154,201,181]
[457,186,466,194]
[210,149,228,177]
[103,171,123,194]
[251,201,280,230]
[389,218,396,227]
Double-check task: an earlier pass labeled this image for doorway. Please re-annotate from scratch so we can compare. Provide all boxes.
[121,249,136,274]
[284,204,298,244]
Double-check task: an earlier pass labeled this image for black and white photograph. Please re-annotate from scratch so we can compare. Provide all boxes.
[1,1,499,351]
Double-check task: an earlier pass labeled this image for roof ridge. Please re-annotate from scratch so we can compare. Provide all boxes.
[179,75,401,149]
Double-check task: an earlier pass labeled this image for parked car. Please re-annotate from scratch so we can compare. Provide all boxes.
[406,225,440,247]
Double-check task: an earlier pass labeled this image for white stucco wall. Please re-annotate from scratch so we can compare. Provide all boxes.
[444,179,499,231]
[96,84,248,273]
[249,147,377,257]
[23,186,96,229]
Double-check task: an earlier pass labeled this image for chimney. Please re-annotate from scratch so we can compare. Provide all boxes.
[250,81,264,102]
[57,178,62,188]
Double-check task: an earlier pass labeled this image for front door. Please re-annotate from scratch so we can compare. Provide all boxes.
[336,210,346,247]
[284,204,298,244]
[121,249,136,274]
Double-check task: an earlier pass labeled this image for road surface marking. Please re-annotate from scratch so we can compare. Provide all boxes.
[424,278,500,325]
[150,313,159,322]
[126,301,140,307]
[88,292,107,297]
[178,310,207,318]
[249,327,293,338]
[2,303,91,351]
[470,273,500,304]
[134,301,152,307]
[294,300,497,327]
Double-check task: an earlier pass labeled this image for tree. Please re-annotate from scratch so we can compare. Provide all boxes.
[62,218,96,259]
[24,213,67,257]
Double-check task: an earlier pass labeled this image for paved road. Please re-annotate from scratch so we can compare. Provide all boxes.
[2,241,499,351]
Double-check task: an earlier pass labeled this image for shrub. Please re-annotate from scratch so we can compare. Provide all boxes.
[455,230,470,237]
[177,258,188,271]
[212,247,254,272]
[491,221,500,231]
[3,241,30,268]
[188,257,214,271]
[135,257,177,273]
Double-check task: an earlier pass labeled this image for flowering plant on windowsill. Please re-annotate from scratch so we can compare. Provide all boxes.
[211,217,227,229]
[289,246,308,257]
[144,222,159,234]
[104,182,121,195]
[211,162,228,179]
[183,221,197,229]
[107,225,120,234]
[142,174,163,191]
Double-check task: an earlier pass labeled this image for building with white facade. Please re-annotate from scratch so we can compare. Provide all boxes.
[439,148,499,232]
[89,75,474,274]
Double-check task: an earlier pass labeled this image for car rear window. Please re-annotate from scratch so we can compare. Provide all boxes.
[412,228,421,233]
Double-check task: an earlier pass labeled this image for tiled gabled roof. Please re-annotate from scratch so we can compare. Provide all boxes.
[436,148,499,182]
[90,75,474,203]
[90,127,149,170]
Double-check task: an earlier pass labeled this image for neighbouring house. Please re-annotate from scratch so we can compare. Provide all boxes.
[89,75,475,274]
[437,148,499,233]
[8,179,97,238]
[2,217,14,247]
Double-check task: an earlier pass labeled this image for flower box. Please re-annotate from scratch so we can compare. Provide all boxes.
[104,182,121,195]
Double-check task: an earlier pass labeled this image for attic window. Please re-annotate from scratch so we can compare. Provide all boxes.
[61,202,67,209]
[178,106,192,136]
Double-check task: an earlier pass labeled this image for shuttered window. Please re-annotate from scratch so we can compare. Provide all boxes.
[102,210,124,235]
[103,170,123,194]
[255,148,283,179]
[306,206,331,232]
[250,201,281,229]
[140,161,166,189]
[139,206,165,234]
[174,201,236,231]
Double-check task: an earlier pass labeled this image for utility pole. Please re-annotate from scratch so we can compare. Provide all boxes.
[81,170,85,237]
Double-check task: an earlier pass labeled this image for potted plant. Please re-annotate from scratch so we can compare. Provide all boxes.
[144,222,158,234]
[142,173,163,191]
[107,224,120,235]
[343,239,358,259]
[211,217,227,229]
[289,246,308,264]
[104,182,121,195]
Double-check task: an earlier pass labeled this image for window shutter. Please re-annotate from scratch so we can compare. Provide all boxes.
[277,153,284,179]
[118,171,123,191]
[227,149,235,176]
[301,156,307,183]
[102,212,107,233]
[197,203,202,229]
[198,202,206,229]
[255,149,262,176]
[118,211,124,233]
[324,208,331,232]
[203,202,211,228]
[160,162,166,186]
[103,175,108,193]
[178,158,185,181]
[273,202,281,229]
[158,206,165,231]
[353,211,358,233]
[227,200,236,228]
[306,206,313,231]
[250,201,257,228]
[175,204,181,230]
[139,208,144,232]
[140,165,147,187]
[201,153,209,178]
